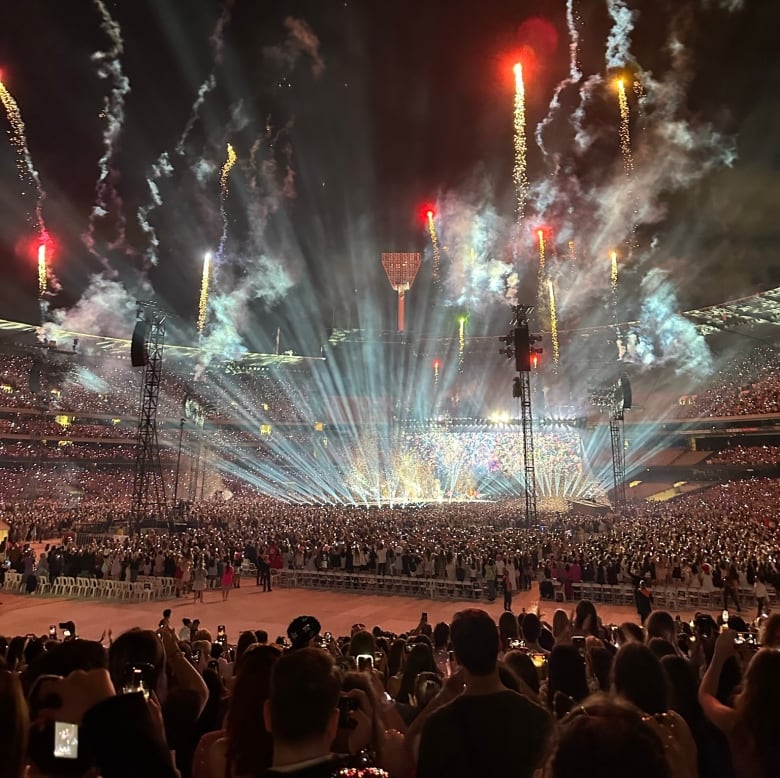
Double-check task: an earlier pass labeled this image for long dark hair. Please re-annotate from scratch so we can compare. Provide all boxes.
[547,645,588,719]
[224,645,281,776]
[397,643,439,704]
[612,642,668,716]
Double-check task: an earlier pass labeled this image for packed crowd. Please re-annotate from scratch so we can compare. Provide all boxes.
[3,478,779,612]
[679,348,780,418]
[2,597,779,778]
[707,445,780,466]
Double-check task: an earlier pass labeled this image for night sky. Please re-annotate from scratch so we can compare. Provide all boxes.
[0,0,778,357]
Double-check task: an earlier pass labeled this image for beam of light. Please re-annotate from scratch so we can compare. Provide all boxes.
[548,278,559,366]
[512,63,528,223]
[38,242,47,298]
[616,78,634,175]
[197,252,212,334]
[426,210,441,282]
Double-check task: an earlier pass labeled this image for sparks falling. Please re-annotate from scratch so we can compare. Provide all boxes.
[616,79,634,175]
[458,316,467,372]
[220,143,238,199]
[512,63,528,223]
[197,252,212,334]
[38,242,47,298]
[568,240,577,262]
[548,279,560,366]
[426,210,441,282]
[610,250,619,293]
[537,230,546,274]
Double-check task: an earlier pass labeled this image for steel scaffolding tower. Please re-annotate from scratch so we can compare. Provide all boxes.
[130,303,168,534]
[517,368,537,526]
[609,410,627,510]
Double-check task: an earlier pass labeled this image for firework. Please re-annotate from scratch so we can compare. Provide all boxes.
[548,279,559,366]
[513,63,528,222]
[37,241,47,298]
[458,315,467,372]
[616,79,634,175]
[198,252,212,334]
[220,143,238,199]
[567,240,576,262]
[426,210,441,282]
[610,250,619,293]
[537,229,546,273]
[433,359,440,386]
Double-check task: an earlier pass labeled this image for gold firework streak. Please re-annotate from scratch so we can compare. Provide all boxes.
[458,316,466,371]
[537,230,546,273]
[426,211,441,282]
[197,252,212,334]
[610,250,618,293]
[616,79,634,175]
[220,143,237,199]
[548,278,559,366]
[513,64,528,222]
[37,242,47,298]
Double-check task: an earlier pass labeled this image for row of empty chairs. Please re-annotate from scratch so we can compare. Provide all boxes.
[0,572,176,601]
[274,569,486,600]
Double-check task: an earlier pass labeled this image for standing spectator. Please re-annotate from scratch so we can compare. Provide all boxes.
[502,568,514,611]
[635,579,653,625]
[754,575,768,618]
[221,561,234,601]
[723,565,741,612]
[192,562,206,604]
[415,608,552,778]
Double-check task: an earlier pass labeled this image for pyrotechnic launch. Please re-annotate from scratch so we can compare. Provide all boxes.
[197,251,212,334]
[616,78,634,174]
[426,209,441,282]
[512,62,528,222]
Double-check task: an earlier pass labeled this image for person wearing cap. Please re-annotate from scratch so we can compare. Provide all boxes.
[287,615,322,650]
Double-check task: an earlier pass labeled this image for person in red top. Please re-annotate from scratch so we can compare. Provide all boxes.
[221,562,234,601]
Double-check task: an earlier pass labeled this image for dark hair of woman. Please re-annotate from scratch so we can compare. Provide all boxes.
[0,671,28,778]
[432,622,450,650]
[498,611,519,651]
[550,696,671,778]
[612,642,668,716]
[224,644,281,776]
[502,651,540,695]
[387,639,406,678]
[573,600,599,636]
[547,645,588,719]
[397,642,439,704]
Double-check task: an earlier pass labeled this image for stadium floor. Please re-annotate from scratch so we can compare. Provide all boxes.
[0,583,710,642]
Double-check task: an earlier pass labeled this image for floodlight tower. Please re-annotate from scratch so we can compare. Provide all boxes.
[381,252,422,333]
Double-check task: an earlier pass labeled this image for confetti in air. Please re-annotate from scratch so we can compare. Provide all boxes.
[198,252,212,334]
[616,79,634,175]
[426,210,441,282]
[548,279,559,367]
[512,63,528,223]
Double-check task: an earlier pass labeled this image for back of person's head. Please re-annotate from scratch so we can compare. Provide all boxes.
[398,641,438,703]
[348,630,376,658]
[498,611,519,644]
[661,655,701,727]
[736,648,780,777]
[550,696,671,778]
[618,621,644,644]
[0,670,28,778]
[388,638,406,677]
[432,621,450,649]
[552,609,570,637]
[23,639,107,696]
[255,629,269,644]
[759,614,780,647]
[547,645,588,718]
[573,600,598,635]
[108,629,165,692]
[267,648,340,744]
[227,644,281,775]
[612,641,668,716]
[235,630,258,664]
[589,646,614,692]
[645,611,675,643]
[521,612,542,643]
[647,637,677,660]
[502,650,540,695]
[451,609,499,676]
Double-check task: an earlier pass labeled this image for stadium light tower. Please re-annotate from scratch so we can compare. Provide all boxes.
[381,252,422,333]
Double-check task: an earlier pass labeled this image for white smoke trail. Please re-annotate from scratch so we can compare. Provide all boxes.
[605,0,638,69]
[535,0,583,158]
[176,0,235,154]
[137,152,173,266]
[83,0,131,260]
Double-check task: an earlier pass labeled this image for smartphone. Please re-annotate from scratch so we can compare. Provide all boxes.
[508,638,526,650]
[122,666,150,700]
[531,652,547,668]
[62,629,72,639]
[421,611,428,623]
[323,632,333,643]
[721,609,729,624]
[338,697,358,729]
[192,650,201,664]
[735,631,757,646]
[216,625,226,644]
[53,722,79,760]
[49,625,57,639]
[373,650,384,663]
[357,653,374,671]
[404,643,414,654]
[572,636,586,655]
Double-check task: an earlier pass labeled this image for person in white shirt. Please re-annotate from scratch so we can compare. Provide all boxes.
[755,575,769,617]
